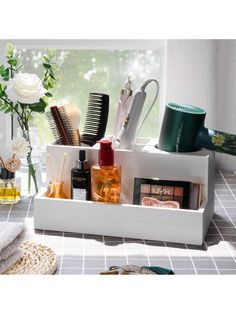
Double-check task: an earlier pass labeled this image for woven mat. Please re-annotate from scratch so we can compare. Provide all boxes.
[4,241,57,275]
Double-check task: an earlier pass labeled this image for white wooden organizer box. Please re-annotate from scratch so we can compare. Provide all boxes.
[34,140,215,245]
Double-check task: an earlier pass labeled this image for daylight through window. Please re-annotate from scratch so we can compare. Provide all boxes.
[17,49,161,148]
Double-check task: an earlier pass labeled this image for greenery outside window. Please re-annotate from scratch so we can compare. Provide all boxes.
[0,40,165,150]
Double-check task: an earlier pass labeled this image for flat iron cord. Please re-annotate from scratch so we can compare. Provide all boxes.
[137,79,159,135]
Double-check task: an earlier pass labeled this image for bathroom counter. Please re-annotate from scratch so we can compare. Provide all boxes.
[1,169,236,275]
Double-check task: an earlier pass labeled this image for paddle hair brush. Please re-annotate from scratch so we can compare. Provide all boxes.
[158,103,236,156]
[81,93,109,146]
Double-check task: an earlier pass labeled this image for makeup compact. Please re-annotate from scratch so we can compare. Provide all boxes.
[133,178,190,209]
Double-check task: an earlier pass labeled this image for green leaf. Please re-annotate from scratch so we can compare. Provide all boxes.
[30,98,47,113]
[0,90,5,97]
[45,92,53,97]
[6,43,13,57]
[3,77,9,81]
[43,63,51,69]
[43,56,50,63]
[1,68,9,78]
[0,65,4,75]
[7,59,17,66]
[48,49,55,59]
[27,114,33,121]
[4,107,12,113]
[49,70,55,80]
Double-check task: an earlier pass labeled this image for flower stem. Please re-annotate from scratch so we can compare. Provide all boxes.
[22,126,39,195]
[27,152,38,194]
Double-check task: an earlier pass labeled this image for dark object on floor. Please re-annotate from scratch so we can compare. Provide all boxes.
[100,264,174,275]
[81,93,109,146]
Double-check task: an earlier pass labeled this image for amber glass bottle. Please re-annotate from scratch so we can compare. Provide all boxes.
[0,168,21,204]
[91,140,121,203]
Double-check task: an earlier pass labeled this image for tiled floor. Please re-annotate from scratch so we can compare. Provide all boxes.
[1,170,236,275]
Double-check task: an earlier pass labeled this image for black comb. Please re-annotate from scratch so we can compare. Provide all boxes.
[81,93,109,146]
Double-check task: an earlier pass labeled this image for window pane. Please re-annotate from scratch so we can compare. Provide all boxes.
[18,49,161,147]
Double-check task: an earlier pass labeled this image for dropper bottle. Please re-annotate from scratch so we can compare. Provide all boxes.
[71,150,91,200]
[91,139,121,203]
[113,76,133,138]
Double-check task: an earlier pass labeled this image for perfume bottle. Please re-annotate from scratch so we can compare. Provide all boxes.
[0,168,21,204]
[71,150,91,200]
[91,139,121,203]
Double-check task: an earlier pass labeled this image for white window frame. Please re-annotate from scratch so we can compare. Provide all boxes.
[0,39,167,146]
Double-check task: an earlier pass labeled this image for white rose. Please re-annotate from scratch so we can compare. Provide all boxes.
[6,73,46,104]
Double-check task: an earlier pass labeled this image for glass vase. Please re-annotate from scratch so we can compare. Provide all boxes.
[17,127,43,196]
[17,157,42,196]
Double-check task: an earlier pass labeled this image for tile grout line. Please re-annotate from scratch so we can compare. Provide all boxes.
[25,196,33,219]
[6,204,13,222]
[219,170,236,204]
[214,190,236,265]
[211,219,236,263]
[102,235,107,270]
[58,267,236,271]
[203,241,220,275]
[122,237,129,264]
[143,239,151,266]
[81,233,85,275]
[214,190,236,229]
[164,242,174,271]
[59,231,65,275]
[216,171,236,266]
[184,244,197,274]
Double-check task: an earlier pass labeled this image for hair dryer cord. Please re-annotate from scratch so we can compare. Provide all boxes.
[137,79,159,134]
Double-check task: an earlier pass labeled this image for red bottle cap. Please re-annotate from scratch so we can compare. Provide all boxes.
[98,139,114,166]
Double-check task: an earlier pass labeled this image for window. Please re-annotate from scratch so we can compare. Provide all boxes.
[0,40,165,149]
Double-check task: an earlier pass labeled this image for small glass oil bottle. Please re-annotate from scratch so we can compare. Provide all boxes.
[71,150,91,200]
[91,139,121,203]
[0,168,21,204]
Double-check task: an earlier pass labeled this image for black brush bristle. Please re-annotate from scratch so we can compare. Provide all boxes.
[46,111,63,145]
[58,106,78,146]
[81,93,109,146]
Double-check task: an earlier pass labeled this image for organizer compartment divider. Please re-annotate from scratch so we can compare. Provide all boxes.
[34,141,215,245]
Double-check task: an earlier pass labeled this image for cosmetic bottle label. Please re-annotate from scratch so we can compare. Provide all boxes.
[73,188,87,200]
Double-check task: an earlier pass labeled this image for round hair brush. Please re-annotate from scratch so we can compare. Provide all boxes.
[158,103,236,156]
[64,104,81,145]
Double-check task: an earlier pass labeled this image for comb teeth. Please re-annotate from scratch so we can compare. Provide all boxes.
[81,93,109,146]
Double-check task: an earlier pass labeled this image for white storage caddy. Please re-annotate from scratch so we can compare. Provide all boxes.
[34,140,215,245]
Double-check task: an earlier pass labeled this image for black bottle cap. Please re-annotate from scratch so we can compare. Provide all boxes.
[79,150,86,162]
[0,168,15,179]
[76,150,88,170]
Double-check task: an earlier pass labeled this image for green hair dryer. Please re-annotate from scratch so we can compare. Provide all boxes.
[158,103,236,155]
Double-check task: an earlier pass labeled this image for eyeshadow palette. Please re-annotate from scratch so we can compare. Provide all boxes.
[133,178,191,209]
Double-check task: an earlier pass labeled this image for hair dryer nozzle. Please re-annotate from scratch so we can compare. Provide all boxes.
[158,103,236,156]
[158,103,206,152]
